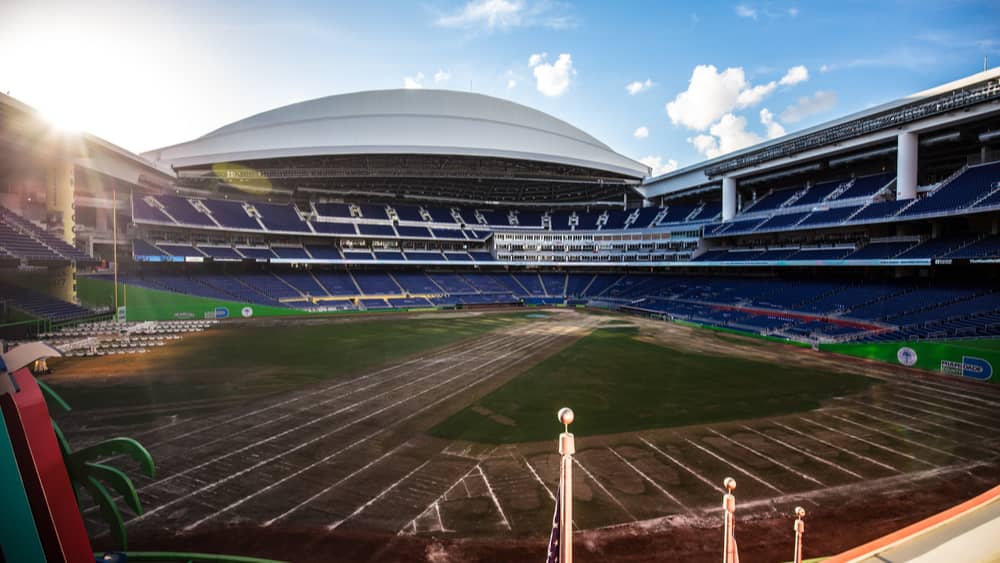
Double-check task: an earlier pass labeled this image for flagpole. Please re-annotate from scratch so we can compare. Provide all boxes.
[558,407,575,563]
[723,477,737,563]
[793,506,806,563]
[112,185,119,322]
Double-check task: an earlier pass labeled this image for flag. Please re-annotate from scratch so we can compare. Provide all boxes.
[545,472,563,563]
[727,532,739,563]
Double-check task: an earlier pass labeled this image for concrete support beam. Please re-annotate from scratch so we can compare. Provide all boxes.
[46,162,75,245]
[897,131,918,201]
[46,162,77,304]
[47,265,76,304]
[722,176,737,221]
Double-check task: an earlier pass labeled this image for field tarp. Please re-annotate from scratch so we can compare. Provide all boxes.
[822,339,998,384]
[77,277,306,321]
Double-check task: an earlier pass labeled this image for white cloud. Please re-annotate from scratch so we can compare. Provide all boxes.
[434,69,451,83]
[689,134,719,157]
[626,78,654,95]
[779,65,808,86]
[666,65,749,130]
[530,53,574,97]
[633,126,649,139]
[437,0,523,30]
[688,113,763,158]
[504,69,518,89]
[666,64,810,131]
[710,113,762,155]
[736,82,777,107]
[528,52,546,67]
[760,108,785,139]
[781,90,837,123]
[403,72,425,89]
[788,7,799,17]
[735,4,757,19]
[436,0,576,31]
[640,156,678,176]
[819,64,831,73]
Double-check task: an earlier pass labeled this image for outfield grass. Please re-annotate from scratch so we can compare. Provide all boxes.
[49,312,534,415]
[430,327,877,443]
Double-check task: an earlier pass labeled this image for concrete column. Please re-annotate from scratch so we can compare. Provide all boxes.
[722,176,737,222]
[897,132,918,201]
[48,265,77,304]
[46,162,76,244]
[95,206,110,234]
[46,162,77,304]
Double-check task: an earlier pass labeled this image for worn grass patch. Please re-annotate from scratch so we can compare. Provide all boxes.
[430,329,876,443]
[48,313,530,416]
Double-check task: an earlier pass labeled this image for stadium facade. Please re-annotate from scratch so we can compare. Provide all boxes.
[1,70,999,355]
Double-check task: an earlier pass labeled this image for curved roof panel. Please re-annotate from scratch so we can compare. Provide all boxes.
[143,89,648,178]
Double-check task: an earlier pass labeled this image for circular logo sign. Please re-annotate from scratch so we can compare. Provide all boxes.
[241,306,254,318]
[897,346,918,367]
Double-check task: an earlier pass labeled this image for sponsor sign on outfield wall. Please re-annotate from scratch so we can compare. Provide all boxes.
[823,340,997,383]
[940,356,993,381]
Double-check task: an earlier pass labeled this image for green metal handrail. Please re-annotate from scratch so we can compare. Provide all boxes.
[97,552,288,563]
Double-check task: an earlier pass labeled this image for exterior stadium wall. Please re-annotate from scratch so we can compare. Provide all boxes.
[77,277,306,321]
[821,340,998,384]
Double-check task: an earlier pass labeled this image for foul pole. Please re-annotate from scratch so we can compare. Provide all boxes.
[112,186,119,321]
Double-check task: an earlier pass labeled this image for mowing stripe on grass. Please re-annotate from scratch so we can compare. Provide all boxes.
[130,330,564,529]
[683,438,784,494]
[574,458,637,521]
[125,332,530,499]
[823,413,969,462]
[172,329,572,531]
[262,442,412,526]
[706,429,825,487]
[402,464,480,535]
[83,331,530,511]
[893,387,1000,420]
[522,456,556,502]
[477,465,512,531]
[639,437,719,494]
[842,409,966,445]
[894,380,1000,409]
[149,332,526,458]
[889,396,997,432]
[608,447,690,513]
[798,418,937,467]
[838,401,997,451]
[147,330,525,450]
[327,461,431,531]
[742,425,870,477]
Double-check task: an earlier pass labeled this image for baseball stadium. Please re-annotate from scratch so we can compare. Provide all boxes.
[2,7,1000,562]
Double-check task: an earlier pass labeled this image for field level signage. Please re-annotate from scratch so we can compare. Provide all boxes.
[896,347,918,367]
[940,356,993,381]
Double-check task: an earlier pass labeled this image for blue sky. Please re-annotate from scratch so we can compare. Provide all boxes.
[1,0,997,174]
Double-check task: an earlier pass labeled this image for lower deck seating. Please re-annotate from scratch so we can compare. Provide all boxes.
[90,271,1000,341]
[0,281,98,322]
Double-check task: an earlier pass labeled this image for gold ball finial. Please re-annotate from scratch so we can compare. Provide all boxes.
[795,506,806,518]
[724,477,736,491]
[558,407,575,426]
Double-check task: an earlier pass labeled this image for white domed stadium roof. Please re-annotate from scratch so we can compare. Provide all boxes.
[143,89,648,178]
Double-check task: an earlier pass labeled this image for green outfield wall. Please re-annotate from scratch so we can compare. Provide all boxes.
[821,339,998,383]
[77,277,307,321]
